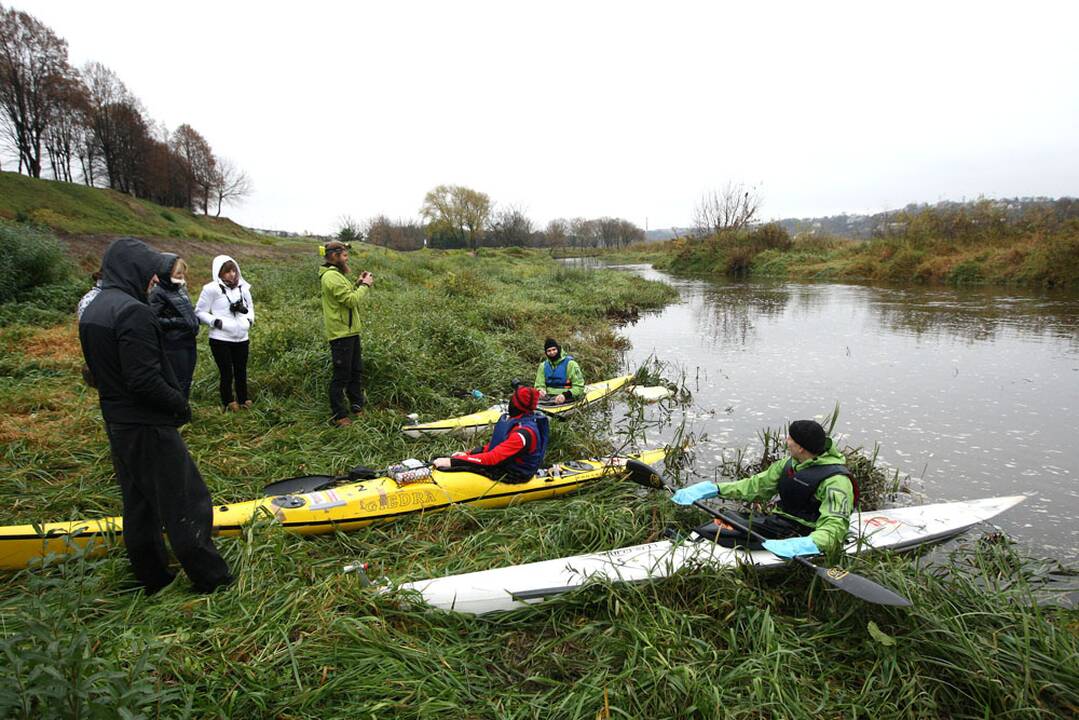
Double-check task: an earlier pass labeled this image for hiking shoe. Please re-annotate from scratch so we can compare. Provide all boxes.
[333,416,353,428]
[350,403,364,414]
[226,401,241,413]
[241,400,253,409]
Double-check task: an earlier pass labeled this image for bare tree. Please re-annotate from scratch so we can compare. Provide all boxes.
[108,100,151,195]
[210,156,252,216]
[81,61,141,191]
[487,205,534,247]
[544,218,569,248]
[43,70,86,182]
[693,182,762,237]
[0,5,72,177]
[336,214,362,243]
[365,214,426,251]
[569,217,598,248]
[170,123,215,212]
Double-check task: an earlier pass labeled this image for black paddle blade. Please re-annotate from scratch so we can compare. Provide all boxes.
[349,465,380,481]
[261,475,342,497]
[625,459,665,490]
[808,561,913,607]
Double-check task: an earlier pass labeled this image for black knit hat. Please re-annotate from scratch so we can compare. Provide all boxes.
[544,338,560,353]
[788,420,827,456]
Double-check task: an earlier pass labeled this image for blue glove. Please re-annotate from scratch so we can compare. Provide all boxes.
[670,481,719,506]
[762,536,819,558]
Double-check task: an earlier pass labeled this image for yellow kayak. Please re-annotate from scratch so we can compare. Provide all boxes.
[403,375,634,438]
[0,448,666,570]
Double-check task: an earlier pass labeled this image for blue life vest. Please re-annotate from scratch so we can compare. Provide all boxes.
[544,355,574,389]
[776,459,855,523]
[488,412,549,479]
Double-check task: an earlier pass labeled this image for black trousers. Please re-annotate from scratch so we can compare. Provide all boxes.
[329,335,363,419]
[105,423,231,593]
[209,338,249,406]
[164,343,196,400]
[693,511,804,550]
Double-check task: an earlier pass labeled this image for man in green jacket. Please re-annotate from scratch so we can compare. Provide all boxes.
[670,420,856,556]
[534,338,585,405]
[319,241,373,427]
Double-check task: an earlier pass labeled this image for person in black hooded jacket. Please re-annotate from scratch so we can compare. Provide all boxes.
[79,237,232,595]
[149,255,199,399]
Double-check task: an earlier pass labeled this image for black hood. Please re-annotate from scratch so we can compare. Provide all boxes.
[100,237,165,302]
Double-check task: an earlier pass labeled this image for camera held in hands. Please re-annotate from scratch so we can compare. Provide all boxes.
[229,298,249,315]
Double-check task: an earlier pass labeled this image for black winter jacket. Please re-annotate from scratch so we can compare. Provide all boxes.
[78,238,190,426]
[149,260,199,348]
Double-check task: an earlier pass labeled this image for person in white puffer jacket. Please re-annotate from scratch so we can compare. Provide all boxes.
[195,254,255,411]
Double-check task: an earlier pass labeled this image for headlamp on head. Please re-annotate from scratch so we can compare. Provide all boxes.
[319,242,352,257]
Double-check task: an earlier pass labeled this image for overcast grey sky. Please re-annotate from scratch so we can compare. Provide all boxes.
[11,0,1079,234]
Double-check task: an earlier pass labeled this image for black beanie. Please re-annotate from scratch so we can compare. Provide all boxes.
[544,338,560,353]
[788,420,827,456]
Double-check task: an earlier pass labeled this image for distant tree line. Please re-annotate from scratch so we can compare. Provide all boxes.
[777,197,1079,241]
[0,4,251,215]
[344,183,645,252]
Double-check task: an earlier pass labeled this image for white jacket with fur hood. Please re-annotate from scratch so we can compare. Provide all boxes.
[195,254,255,342]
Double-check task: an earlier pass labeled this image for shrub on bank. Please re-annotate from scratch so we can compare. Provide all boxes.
[0,222,73,304]
[0,222,83,326]
[1019,231,1079,286]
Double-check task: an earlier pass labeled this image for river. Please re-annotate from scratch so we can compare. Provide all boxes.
[587,261,1079,562]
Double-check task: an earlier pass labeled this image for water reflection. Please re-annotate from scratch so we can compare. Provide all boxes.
[584,260,1079,560]
[694,284,791,348]
[866,286,1079,346]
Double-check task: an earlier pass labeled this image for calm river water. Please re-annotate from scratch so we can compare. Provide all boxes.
[594,262,1079,561]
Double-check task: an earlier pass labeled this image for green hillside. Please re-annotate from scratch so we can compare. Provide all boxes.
[0,171,266,243]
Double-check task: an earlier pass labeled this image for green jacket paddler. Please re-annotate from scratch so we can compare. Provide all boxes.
[534,338,585,404]
[670,419,856,556]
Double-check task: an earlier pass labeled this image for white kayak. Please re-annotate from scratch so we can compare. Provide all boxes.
[395,495,1025,615]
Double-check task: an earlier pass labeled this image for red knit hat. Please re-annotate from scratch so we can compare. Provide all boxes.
[510,386,540,414]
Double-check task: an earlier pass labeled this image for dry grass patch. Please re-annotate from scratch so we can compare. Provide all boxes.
[22,323,82,367]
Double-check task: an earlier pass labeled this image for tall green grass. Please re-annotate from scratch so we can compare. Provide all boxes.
[0,241,1074,718]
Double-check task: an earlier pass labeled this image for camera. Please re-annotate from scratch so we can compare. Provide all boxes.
[229,298,249,314]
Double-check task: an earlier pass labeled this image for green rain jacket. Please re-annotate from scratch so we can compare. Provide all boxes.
[319,265,369,341]
[534,351,586,400]
[716,438,853,553]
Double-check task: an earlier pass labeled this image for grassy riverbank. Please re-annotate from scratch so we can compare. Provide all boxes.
[0,171,274,244]
[608,204,1079,287]
[1,224,1076,718]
